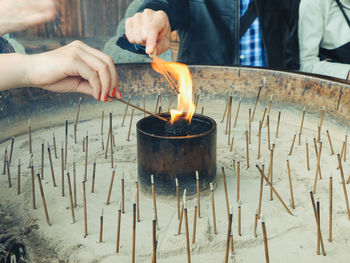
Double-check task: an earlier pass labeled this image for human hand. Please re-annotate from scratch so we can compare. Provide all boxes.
[24,41,121,102]
[0,0,58,35]
[125,9,171,55]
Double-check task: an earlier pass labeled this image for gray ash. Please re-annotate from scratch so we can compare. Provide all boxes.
[164,119,190,136]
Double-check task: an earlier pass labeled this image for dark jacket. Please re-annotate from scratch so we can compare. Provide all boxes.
[139,0,299,70]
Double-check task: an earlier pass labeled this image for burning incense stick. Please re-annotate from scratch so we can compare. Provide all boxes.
[28,119,32,154]
[121,173,125,213]
[136,180,140,222]
[196,171,201,218]
[151,175,158,224]
[116,202,122,253]
[2,147,7,175]
[91,158,96,193]
[67,171,75,223]
[31,163,36,209]
[251,80,263,122]
[101,110,104,135]
[61,146,64,196]
[210,183,217,235]
[121,96,131,127]
[106,168,116,205]
[73,158,77,208]
[266,115,271,150]
[65,116,68,168]
[177,189,186,235]
[83,180,88,237]
[225,207,233,263]
[17,159,20,195]
[152,217,157,263]
[116,98,168,122]
[225,96,232,136]
[286,157,295,209]
[37,172,51,225]
[257,164,265,219]
[329,176,333,242]
[183,192,191,263]
[337,154,350,220]
[6,160,11,188]
[275,111,281,138]
[192,204,197,244]
[41,141,44,179]
[298,107,306,145]
[84,132,88,181]
[238,203,242,236]
[176,178,180,220]
[306,138,310,171]
[289,133,297,156]
[9,137,14,165]
[326,130,334,155]
[132,196,136,263]
[99,209,104,243]
[222,166,230,217]
[246,131,250,168]
[261,217,270,263]
[221,96,230,123]
[253,210,258,237]
[237,161,241,203]
[127,109,135,142]
[256,165,293,216]
[313,141,323,194]
[47,144,57,187]
[233,98,241,128]
[258,121,262,159]
[310,191,326,256]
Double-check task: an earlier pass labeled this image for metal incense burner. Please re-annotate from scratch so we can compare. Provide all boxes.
[137,113,217,195]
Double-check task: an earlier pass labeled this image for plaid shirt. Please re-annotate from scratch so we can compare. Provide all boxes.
[239,0,267,66]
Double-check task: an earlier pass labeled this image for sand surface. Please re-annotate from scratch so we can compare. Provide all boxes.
[0,95,350,263]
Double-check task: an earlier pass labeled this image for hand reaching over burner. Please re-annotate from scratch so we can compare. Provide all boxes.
[0,41,122,102]
[0,0,58,35]
[125,9,171,55]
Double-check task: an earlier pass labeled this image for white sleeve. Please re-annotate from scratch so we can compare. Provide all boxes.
[298,0,350,79]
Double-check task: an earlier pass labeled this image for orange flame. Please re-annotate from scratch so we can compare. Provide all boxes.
[151,58,196,124]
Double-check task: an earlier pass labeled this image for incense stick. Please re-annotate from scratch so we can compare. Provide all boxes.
[6,160,11,188]
[225,96,232,136]
[2,147,7,175]
[99,209,104,243]
[253,210,258,237]
[268,144,275,201]
[246,130,250,168]
[106,168,116,205]
[227,96,232,145]
[136,180,140,222]
[238,203,242,236]
[116,203,122,253]
[73,158,77,208]
[233,98,241,128]
[310,191,326,256]
[61,146,64,196]
[261,218,270,263]
[9,137,14,165]
[221,96,230,123]
[275,111,281,138]
[225,207,233,263]
[258,121,262,159]
[230,137,235,152]
[84,132,88,180]
[286,157,295,209]
[65,117,68,168]
[317,125,321,143]
[127,109,135,141]
[17,159,20,195]
[177,189,186,235]
[121,96,131,127]
[267,95,273,115]
[192,205,197,244]
[41,141,44,179]
[237,161,241,203]
[306,138,310,171]
[210,183,217,235]
[67,171,75,223]
[47,144,57,187]
[101,110,104,135]
[196,171,201,218]
[298,107,306,145]
[313,141,323,194]
[329,176,333,242]
[176,178,180,220]
[109,113,114,168]
[183,191,191,263]
[251,80,263,122]
[151,175,158,223]
[31,163,36,209]
[289,134,297,156]
[222,166,230,217]
[266,115,271,150]
[37,172,51,225]
[326,130,335,155]
[249,108,252,144]
[83,180,88,238]
[256,165,293,216]
[152,217,157,263]
[261,108,267,127]
[91,158,96,193]
[316,199,321,254]
[116,98,168,122]
[257,164,265,219]
[121,173,125,213]
[132,196,136,263]
[337,154,350,220]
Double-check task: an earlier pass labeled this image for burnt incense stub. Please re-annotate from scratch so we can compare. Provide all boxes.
[137,113,217,195]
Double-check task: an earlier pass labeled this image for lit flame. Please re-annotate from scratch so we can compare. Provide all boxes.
[151,58,196,124]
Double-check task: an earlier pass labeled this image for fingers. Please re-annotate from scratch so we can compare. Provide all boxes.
[125,9,171,55]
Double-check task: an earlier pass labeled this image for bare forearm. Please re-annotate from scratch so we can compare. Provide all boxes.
[0,53,29,90]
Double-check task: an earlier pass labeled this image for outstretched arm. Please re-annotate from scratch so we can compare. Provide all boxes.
[0,41,121,102]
